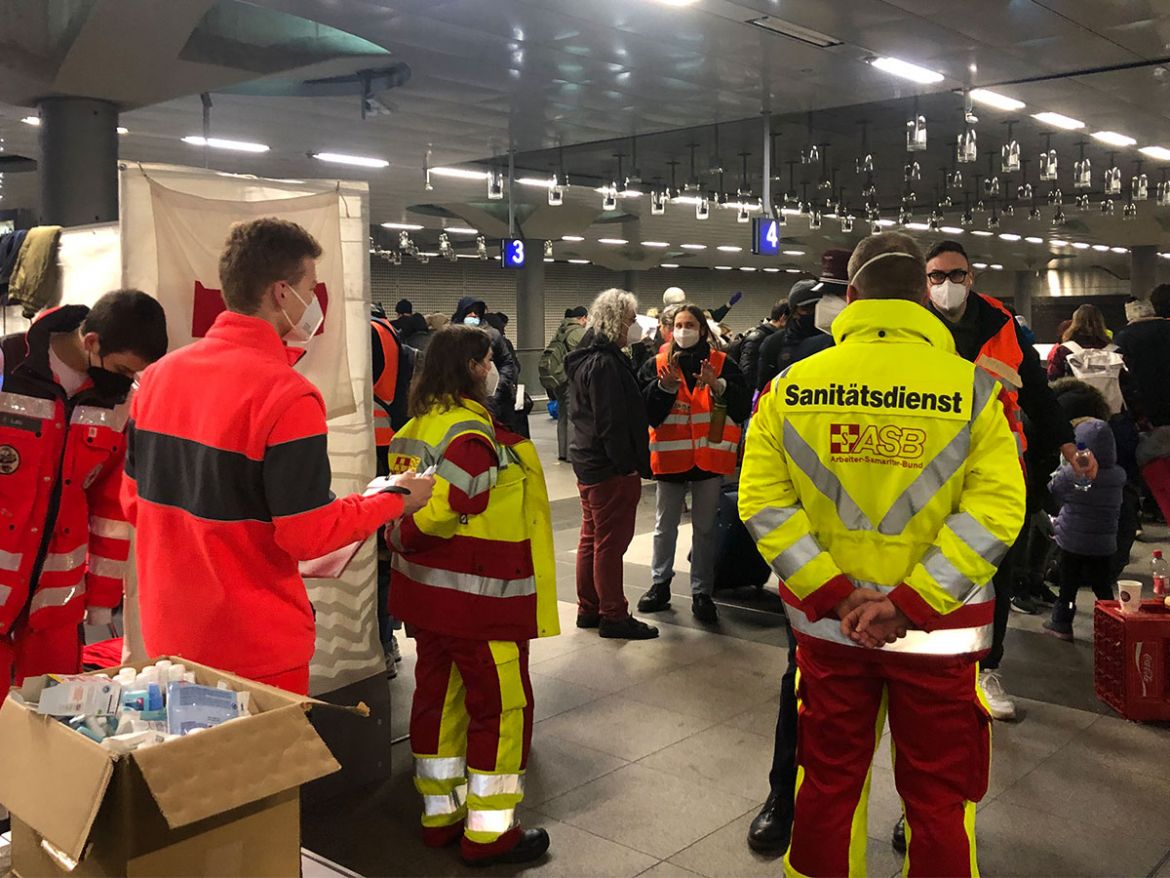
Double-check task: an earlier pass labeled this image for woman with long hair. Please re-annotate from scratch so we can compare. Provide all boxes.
[385,325,559,868]
[1049,304,1112,380]
[565,289,658,640]
[637,304,752,623]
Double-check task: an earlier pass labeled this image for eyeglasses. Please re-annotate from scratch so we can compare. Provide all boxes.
[927,269,970,284]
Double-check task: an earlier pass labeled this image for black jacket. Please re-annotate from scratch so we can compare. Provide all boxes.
[1115,318,1170,427]
[452,296,520,428]
[638,341,753,482]
[738,323,778,390]
[756,318,819,391]
[565,330,650,484]
[928,294,1074,457]
[395,312,431,352]
[792,331,835,363]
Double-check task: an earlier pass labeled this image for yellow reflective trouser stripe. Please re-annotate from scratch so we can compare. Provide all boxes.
[846,687,889,877]
[414,663,470,829]
[465,640,527,846]
[785,666,805,878]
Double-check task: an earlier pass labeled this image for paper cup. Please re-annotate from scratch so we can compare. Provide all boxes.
[1117,580,1144,614]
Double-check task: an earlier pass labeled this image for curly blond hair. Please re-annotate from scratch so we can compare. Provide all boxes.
[587,288,639,345]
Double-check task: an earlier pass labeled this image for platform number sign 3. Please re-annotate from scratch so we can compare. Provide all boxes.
[752,217,781,256]
[502,239,527,269]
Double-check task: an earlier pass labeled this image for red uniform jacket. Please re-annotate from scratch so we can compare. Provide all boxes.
[122,311,403,680]
[0,306,130,635]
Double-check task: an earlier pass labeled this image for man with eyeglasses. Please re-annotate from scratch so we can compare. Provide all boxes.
[923,241,1088,712]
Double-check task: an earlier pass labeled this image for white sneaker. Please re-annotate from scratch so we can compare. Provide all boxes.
[979,670,1017,721]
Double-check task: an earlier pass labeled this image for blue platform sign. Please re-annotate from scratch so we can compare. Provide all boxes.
[752,217,781,256]
[501,239,527,269]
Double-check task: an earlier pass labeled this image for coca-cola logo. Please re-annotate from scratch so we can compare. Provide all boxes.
[1135,642,1154,697]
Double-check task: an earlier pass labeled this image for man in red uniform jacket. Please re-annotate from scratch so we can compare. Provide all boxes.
[0,290,168,692]
[122,218,432,694]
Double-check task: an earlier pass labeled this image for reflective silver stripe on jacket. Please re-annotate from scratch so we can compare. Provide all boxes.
[393,556,536,599]
[773,534,822,580]
[948,511,1010,565]
[415,756,467,780]
[662,411,712,427]
[784,581,992,655]
[436,459,497,498]
[468,772,525,799]
[29,581,85,614]
[90,516,131,540]
[0,392,54,420]
[649,439,696,453]
[388,420,499,474]
[466,808,516,834]
[41,546,88,573]
[696,437,736,453]
[0,584,11,606]
[0,550,22,572]
[87,555,126,580]
[782,420,873,531]
[746,506,800,541]
[71,405,126,430]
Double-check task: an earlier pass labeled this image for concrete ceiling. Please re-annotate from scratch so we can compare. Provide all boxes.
[1,0,1170,276]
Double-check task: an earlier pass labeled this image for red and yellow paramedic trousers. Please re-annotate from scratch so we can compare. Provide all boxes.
[787,640,991,878]
[1,622,82,699]
[410,628,534,859]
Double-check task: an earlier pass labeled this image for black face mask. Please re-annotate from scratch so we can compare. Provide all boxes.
[87,356,134,400]
[791,312,817,337]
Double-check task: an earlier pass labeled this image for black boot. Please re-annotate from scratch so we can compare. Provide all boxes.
[692,594,719,623]
[746,790,792,854]
[638,580,672,612]
[462,828,550,867]
[599,616,660,640]
[891,816,906,855]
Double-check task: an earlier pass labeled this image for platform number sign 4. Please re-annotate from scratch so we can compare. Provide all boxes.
[502,239,527,269]
[752,217,781,256]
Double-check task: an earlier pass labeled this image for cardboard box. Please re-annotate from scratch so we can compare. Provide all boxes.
[0,658,357,877]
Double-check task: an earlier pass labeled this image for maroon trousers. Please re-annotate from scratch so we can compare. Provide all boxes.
[576,474,641,621]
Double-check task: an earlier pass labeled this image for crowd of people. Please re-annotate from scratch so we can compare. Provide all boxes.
[4,211,1167,873]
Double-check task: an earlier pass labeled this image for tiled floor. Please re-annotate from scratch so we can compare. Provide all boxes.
[308,415,1170,878]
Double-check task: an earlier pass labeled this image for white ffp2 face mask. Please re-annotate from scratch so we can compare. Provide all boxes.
[673,327,700,349]
[281,284,324,344]
[814,295,847,334]
[626,321,644,346]
[484,361,500,397]
[929,280,968,313]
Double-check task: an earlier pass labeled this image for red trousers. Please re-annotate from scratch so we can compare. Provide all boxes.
[576,474,641,621]
[1143,458,1170,525]
[410,629,534,860]
[1,624,82,699]
[788,640,990,878]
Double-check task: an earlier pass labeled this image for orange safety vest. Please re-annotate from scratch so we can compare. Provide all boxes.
[649,349,742,476]
[371,317,399,448]
[973,294,1028,456]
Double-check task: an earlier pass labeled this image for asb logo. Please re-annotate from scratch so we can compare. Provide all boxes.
[829,423,926,460]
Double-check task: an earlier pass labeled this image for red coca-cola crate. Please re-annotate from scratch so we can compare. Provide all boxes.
[1094,600,1170,722]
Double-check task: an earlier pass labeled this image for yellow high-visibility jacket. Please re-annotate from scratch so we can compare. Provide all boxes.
[739,299,1025,657]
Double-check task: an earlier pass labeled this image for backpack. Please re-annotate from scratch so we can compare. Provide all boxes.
[1063,341,1125,415]
[538,324,572,395]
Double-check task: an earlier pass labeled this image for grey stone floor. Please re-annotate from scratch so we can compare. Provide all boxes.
[312,415,1170,878]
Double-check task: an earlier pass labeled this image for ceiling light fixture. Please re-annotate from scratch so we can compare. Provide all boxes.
[20,116,39,126]
[989,263,1004,270]
[972,262,989,269]
[653,0,700,6]
[904,222,932,231]
[517,177,551,187]
[714,265,733,270]
[181,135,269,153]
[969,89,1026,112]
[875,219,896,227]
[642,241,670,248]
[940,226,966,235]
[971,230,994,237]
[1092,243,1110,251]
[1032,112,1084,130]
[1141,146,1170,161]
[763,267,781,273]
[746,15,841,47]
[870,56,945,84]
[740,266,758,271]
[1072,241,1091,249]
[782,250,805,256]
[430,166,491,180]
[568,258,591,264]
[785,268,802,274]
[999,233,1022,241]
[562,235,585,242]
[661,263,680,268]
[717,245,743,252]
[1091,131,1137,147]
[444,226,479,234]
[312,152,389,168]
[680,243,707,250]
[598,237,628,245]
[381,222,424,230]
[671,195,704,205]
[1111,246,1128,254]
[116,127,129,135]
[1050,239,1068,247]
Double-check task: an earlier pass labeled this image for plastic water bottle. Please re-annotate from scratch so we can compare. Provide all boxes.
[1153,550,1169,597]
[1073,442,1093,492]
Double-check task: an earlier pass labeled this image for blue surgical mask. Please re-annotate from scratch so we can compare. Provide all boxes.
[464,315,481,327]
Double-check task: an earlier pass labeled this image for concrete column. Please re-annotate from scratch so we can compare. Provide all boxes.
[516,246,546,384]
[1131,245,1158,299]
[623,270,639,295]
[1013,271,1034,325]
[38,97,119,226]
